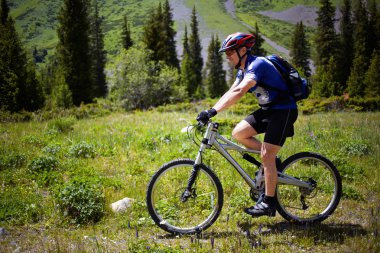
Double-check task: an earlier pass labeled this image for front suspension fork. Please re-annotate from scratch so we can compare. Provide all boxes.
[182,124,214,202]
[181,164,201,202]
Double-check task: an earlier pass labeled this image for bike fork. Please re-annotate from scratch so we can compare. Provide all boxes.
[182,124,214,202]
[181,164,201,202]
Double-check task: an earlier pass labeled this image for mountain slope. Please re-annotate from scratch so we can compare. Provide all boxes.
[9,0,161,55]
[8,0,351,62]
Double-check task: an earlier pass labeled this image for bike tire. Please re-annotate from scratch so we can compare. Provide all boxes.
[146,159,223,234]
[276,152,342,224]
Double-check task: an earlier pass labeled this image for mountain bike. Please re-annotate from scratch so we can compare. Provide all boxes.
[146,120,342,234]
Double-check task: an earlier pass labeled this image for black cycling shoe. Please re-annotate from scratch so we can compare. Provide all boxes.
[256,193,265,204]
[244,202,276,217]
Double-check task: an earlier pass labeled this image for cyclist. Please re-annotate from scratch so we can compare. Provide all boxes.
[197,32,298,218]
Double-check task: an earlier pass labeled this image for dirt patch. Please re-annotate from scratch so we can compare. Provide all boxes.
[259,5,318,27]
[170,0,213,60]
[258,4,342,31]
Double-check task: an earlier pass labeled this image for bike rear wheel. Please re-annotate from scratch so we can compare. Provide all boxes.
[146,159,223,234]
[276,152,342,224]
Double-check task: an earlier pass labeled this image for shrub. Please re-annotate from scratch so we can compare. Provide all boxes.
[27,156,59,174]
[27,156,61,186]
[42,144,62,155]
[341,142,370,156]
[0,187,43,224]
[0,110,32,123]
[69,141,96,158]
[47,117,75,133]
[346,97,380,111]
[56,179,105,225]
[324,152,364,182]
[299,96,380,114]
[0,152,27,170]
[22,135,45,146]
[107,45,184,110]
[342,184,364,200]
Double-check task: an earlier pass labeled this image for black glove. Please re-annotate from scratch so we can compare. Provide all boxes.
[196,108,217,124]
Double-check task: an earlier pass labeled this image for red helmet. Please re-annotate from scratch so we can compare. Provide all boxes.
[219,32,255,53]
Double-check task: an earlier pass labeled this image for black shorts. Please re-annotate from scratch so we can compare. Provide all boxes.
[244,108,298,146]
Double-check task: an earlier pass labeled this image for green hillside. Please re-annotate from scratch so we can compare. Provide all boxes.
[6,0,322,59]
[8,0,380,60]
[9,0,161,56]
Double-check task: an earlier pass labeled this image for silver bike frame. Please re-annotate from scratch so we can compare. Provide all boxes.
[194,122,313,190]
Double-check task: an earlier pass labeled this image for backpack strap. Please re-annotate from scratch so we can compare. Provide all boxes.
[257,82,288,93]
[256,82,292,106]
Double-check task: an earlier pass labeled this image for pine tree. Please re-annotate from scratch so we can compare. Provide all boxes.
[142,1,179,69]
[0,0,17,111]
[206,34,227,98]
[121,14,133,50]
[180,26,193,98]
[290,21,311,77]
[250,22,266,56]
[162,0,179,69]
[315,0,339,67]
[364,49,380,97]
[314,0,340,97]
[0,0,44,111]
[89,0,107,98]
[313,56,339,97]
[352,0,371,60]
[338,0,353,89]
[142,3,165,63]
[189,6,203,98]
[182,25,190,56]
[56,0,93,106]
[1,0,9,25]
[368,0,380,52]
[347,54,367,97]
[347,0,371,97]
[23,61,45,111]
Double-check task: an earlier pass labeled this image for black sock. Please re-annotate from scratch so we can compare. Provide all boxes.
[263,195,276,206]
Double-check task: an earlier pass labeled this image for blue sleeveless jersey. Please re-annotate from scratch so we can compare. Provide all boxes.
[236,55,297,110]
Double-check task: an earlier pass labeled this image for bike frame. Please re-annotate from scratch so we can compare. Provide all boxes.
[194,122,313,191]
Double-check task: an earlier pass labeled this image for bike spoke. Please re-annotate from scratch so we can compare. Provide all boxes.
[276,153,341,223]
[147,160,223,234]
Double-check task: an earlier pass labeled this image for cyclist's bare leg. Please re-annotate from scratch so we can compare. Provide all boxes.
[261,142,281,196]
[232,120,262,150]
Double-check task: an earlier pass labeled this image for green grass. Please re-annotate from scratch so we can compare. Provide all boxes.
[186,0,246,36]
[9,0,160,56]
[0,106,379,252]
[185,0,293,56]
[234,0,380,12]
[237,12,315,54]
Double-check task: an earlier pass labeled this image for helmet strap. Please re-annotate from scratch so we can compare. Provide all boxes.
[234,48,247,69]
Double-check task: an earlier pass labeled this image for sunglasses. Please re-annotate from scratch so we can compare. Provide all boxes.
[225,50,236,56]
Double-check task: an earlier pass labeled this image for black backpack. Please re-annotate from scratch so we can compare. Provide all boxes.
[264,54,310,102]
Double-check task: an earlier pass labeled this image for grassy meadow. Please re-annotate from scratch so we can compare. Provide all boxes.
[0,102,379,252]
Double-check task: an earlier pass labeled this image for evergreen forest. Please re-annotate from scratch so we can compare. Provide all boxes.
[0,0,379,115]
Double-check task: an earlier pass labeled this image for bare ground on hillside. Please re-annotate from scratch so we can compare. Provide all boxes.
[259,5,319,27]
[170,0,213,60]
[258,4,341,31]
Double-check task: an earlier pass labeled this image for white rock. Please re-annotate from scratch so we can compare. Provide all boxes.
[111,197,135,213]
[181,125,193,133]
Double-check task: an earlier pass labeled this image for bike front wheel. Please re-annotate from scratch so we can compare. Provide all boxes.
[146,159,223,234]
[276,152,342,224]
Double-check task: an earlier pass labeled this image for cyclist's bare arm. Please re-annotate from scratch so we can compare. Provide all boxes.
[213,77,256,113]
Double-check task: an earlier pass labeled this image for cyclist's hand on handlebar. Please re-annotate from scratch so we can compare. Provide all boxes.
[196,108,217,125]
